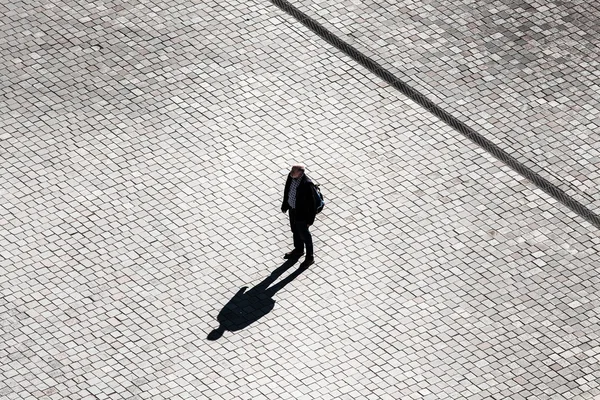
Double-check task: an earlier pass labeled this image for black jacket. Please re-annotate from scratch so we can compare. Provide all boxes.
[281,173,317,225]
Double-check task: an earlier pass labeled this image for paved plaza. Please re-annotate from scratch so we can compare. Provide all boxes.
[1,0,599,399]
[291,0,600,214]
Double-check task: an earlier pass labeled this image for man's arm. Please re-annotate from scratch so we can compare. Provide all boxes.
[281,175,291,213]
[307,182,317,225]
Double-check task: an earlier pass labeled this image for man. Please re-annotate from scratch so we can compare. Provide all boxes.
[281,163,317,268]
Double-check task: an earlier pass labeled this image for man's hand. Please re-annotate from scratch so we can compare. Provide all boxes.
[281,207,286,214]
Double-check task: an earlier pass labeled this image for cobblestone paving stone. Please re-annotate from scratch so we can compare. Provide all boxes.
[1,0,599,400]
[289,0,600,214]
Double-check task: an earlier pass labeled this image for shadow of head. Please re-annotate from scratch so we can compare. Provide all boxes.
[207,326,226,341]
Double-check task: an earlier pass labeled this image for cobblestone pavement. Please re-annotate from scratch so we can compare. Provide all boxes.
[1,0,599,399]
[290,0,600,214]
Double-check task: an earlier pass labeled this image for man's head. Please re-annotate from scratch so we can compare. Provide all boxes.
[290,163,305,179]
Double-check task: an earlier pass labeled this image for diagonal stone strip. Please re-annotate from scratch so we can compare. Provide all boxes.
[268,0,600,230]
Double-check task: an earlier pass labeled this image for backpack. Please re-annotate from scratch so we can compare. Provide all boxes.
[312,183,325,214]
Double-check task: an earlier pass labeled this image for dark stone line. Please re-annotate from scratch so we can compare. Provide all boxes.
[268,0,600,229]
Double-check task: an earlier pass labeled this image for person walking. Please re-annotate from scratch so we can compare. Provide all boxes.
[281,163,317,268]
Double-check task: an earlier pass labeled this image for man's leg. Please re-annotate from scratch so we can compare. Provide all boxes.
[294,221,313,269]
[297,223,313,257]
[292,225,304,253]
[286,210,304,258]
[298,222,314,268]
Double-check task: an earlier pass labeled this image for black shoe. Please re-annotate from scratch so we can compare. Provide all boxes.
[284,250,304,259]
[300,256,314,269]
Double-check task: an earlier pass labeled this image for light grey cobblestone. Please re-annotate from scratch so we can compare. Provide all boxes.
[0,0,599,399]
[288,0,600,214]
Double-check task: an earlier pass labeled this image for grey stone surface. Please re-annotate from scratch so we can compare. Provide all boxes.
[289,0,600,215]
[0,0,599,399]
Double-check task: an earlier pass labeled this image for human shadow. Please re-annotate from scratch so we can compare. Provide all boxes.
[207,259,307,341]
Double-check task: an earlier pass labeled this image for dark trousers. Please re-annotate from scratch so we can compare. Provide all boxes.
[289,209,313,257]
